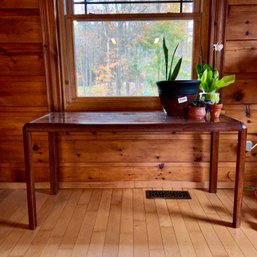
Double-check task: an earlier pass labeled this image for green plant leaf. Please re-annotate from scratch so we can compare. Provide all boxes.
[163,37,169,80]
[168,43,179,80]
[213,69,219,79]
[206,70,214,92]
[169,57,182,80]
[203,64,211,71]
[208,92,220,103]
[161,37,182,81]
[199,69,208,91]
[220,74,236,88]
[210,74,235,91]
[197,62,236,96]
[196,64,202,78]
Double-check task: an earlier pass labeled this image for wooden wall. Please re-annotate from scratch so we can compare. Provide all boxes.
[222,0,257,186]
[0,0,49,183]
[0,0,256,188]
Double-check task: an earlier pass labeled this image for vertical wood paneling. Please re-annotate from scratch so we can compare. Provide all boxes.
[39,0,63,111]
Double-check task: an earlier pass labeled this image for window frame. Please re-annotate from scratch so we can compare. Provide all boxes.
[58,0,207,111]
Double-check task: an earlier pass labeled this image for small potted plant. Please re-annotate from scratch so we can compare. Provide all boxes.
[156,37,200,117]
[188,100,206,120]
[196,43,236,120]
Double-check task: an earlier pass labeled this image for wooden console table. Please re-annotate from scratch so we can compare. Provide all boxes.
[23,112,247,229]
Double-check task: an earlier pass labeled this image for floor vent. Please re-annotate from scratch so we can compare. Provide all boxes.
[146,190,191,199]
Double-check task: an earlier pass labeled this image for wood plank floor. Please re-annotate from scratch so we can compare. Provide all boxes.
[0,188,256,257]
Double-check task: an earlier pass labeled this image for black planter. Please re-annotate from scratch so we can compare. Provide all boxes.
[156,80,200,117]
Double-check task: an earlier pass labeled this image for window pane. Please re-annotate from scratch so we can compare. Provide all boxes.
[73,0,194,14]
[74,4,85,14]
[73,20,194,97]
[182,3,193,12]
[86,3,181,14]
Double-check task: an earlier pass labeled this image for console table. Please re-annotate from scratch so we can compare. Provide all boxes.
[23,112,247,229]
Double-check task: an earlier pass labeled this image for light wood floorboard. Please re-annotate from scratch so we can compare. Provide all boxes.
[0,188,256,257]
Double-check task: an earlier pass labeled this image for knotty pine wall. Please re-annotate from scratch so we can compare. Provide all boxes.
[0,0,49,182]
[0,0,256,188]
[221,0,257,187]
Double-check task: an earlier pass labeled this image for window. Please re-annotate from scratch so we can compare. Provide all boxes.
[58,0,203,110]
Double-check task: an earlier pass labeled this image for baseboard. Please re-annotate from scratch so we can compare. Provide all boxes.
[0,181,256,189]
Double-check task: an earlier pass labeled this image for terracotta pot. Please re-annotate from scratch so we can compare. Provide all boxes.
[188,106,206,120]
[209,103,223,121]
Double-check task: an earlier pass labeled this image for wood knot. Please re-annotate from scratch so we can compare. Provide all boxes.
[159,163,165,169]
[245,105,251,118]
[233,90,244,102]
[0,47,7,55]
[194,157,202,162]
[226,172,233,181]
[32,144,40,151]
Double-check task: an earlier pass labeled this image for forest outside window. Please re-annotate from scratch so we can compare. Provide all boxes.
[59,0,203,110]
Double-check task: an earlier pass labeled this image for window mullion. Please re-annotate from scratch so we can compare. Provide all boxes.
[65,12,199,21]
[66,0,74,14]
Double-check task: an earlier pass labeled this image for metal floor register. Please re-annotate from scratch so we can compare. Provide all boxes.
[145,190,191,199]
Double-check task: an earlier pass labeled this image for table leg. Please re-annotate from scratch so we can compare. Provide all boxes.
[48,132,59,195]
[210,131,219,193]
[233,126,247,228]
[23,126,37,230]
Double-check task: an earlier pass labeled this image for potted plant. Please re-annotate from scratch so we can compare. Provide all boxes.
[156,37,200,117]
[196,43,236,120]
[188,100,206,120]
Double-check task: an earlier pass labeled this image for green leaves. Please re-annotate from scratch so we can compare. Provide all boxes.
[163,37,169,80]
[210,74,235,91]
[162,37,182,81]
[197,64,236,99]
[169,57,182,80]
[196,63,212,79]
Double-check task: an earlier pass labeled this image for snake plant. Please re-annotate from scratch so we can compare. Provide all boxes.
[162,37,182,81]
